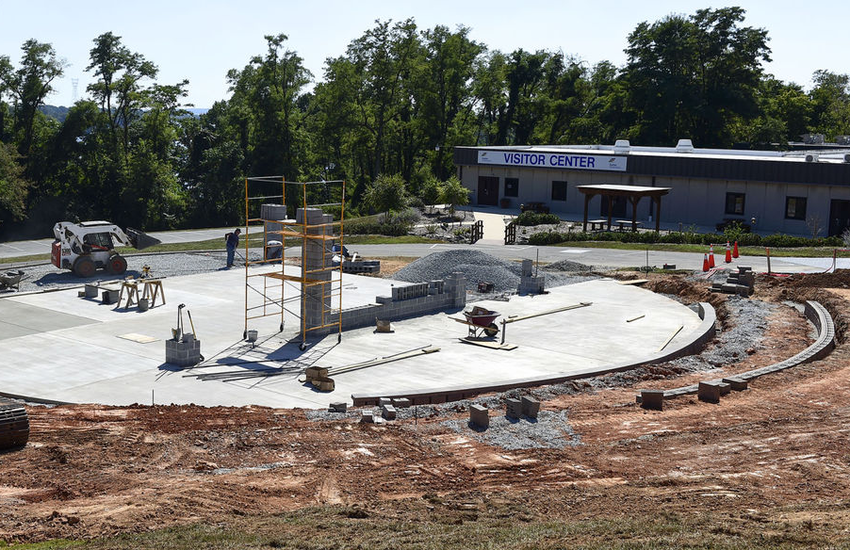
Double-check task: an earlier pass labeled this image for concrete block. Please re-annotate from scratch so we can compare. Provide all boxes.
[698,381,721,404]
[305,367,328,381]
[640,389,665,411]
[360,410,374,423]
[378,397,392,407]
[329,402,347,413]
[392,398,411,408]
[505,398,522,419]
[722,377,748,391]
[84,284,99,298]
[717,382,731,396]
[469,404,489,429]
[521,396,541,418]
[312,377,335,392]
[381,404,396,420]
[101,289,119,304]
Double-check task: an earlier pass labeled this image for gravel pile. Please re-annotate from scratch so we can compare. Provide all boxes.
[3,250,265,294]
[392,249,596,292]
[542,259,593,272]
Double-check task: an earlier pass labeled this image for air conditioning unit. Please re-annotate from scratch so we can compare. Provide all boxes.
[613,139,630,153]
[805,153,819,163]
[676,139,694,152]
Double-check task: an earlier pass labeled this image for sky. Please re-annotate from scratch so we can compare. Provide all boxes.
[1,0,848,109]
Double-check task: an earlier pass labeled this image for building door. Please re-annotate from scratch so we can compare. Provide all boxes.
[829,200,850,236]
[477,176,499,206]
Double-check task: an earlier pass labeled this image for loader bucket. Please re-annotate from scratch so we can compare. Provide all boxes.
[125,228,161,250]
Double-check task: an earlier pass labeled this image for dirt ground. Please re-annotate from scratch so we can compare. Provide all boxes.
[3,271,850,544]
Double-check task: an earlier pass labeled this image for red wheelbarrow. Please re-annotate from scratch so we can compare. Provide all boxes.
[453,306,500,338]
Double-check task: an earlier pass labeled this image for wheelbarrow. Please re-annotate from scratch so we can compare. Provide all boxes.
[0,270,25,291]
[453,306,500,338]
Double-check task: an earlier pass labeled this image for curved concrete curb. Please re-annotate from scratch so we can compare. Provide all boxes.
[653,300,835,401]
[352,302,717,406]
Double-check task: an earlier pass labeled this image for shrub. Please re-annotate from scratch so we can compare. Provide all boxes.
[516,211,562,226]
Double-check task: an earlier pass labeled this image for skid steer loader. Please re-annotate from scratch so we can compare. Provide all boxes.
[51,221,161,278]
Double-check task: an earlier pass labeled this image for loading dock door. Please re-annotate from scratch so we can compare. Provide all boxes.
[477,176,499,206]
[829,200,850,237]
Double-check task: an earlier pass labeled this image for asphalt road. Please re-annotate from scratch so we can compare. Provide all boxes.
[1,229,844,274]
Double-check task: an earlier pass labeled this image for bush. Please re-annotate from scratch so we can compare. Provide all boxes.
[344,210,417,236]
[516,211,561,226]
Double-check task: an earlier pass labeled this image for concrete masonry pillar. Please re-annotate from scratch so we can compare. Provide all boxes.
[296,208,333,331]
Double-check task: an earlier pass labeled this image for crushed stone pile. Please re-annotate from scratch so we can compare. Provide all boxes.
[392,249,596,292]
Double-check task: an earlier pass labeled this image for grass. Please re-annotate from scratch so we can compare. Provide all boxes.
[7,502,847,549]
[552,240,850,258]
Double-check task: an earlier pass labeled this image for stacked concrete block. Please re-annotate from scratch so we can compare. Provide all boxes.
[710,266,754,297]
[640,389,665,411]
[505,398,522,419]
[329,402,347,413]
[469,404,489,429]
[84,284,99,298]
[360,410,374,423]
[341,259,381,273]
[521,396,541,419]
[334,273,468,333]
[722,376,748,391]
[297,208,334,332]
[518,259,546,295]
[381,404,396,420]
[101,286,120,304]
[697,381,722,403]
[165,338,202,367]
[392,398,411,408]
[305,367,329,383]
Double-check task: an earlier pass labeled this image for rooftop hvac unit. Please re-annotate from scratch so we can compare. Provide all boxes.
[676,139,695,152]
[805,153,819,162]
[845,153,850,163]
[835,135,850,145]
[801,133,825,144]
[613,139,630,153]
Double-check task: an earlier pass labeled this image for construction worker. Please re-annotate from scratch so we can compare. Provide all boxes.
[225,228,241,268]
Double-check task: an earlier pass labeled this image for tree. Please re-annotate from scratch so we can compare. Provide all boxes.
[809,70,850,138]
[0,39,67,158]
[0,142,30,222]
[438,175,469,215]
[363,173,409,216]
[623,7,770,146]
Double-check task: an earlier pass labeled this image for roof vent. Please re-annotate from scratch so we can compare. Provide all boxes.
[676,139,694,153]
[805,153,819,163]
[613,139,630,153]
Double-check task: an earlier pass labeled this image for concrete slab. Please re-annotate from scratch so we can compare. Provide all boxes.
[0,265,703,408]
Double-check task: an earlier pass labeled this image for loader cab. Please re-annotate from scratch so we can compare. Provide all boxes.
[81,231,115,252]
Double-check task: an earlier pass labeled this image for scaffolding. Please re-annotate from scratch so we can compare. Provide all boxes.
[242,176,346,350]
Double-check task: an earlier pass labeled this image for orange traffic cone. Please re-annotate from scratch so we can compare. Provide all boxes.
[733,241,739,258]
[725,241,732,263]
[702,254,709,272]
[708,245,716,268]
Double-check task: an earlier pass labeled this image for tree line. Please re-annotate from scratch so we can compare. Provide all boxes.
[1,7,849,239]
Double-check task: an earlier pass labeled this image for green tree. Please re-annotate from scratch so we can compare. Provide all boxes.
[809,70,850,138]
[0,39,66,158]
[0,142,30,222]
[363,173,409,216]
[623,7,770,147]
[438,175,469,215]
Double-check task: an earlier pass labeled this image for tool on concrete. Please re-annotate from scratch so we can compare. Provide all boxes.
[458,338,517,351]
[499,302,592,344]
[452,306,500,338]
[51,221,161,277]
[173,303,185,341]
[327,345,440,377]
[657,325,684,352]
[626,314,645,323]
[187,309,198,339]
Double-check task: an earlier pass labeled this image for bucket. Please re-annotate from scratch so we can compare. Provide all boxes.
[138,298,149,312]
[246,329,258,343]
[182,332,195,343]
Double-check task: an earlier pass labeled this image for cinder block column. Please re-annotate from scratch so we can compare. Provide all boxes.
[297,208,334,331]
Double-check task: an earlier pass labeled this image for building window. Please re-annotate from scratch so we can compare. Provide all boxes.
[725,192,745,215]
[504,177,518,197]
[551,180,567,201]
[785,196,807,220]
